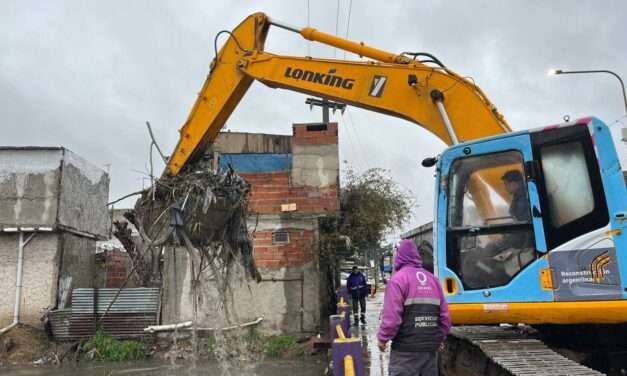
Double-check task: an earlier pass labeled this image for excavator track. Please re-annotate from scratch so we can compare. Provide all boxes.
[443,326,604,376]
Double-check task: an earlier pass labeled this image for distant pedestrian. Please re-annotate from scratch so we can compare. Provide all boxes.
[346,266,368,325]
[377,240,451,376]
[379,256,387,284]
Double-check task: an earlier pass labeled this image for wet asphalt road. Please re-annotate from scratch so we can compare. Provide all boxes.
[352,289,389,376]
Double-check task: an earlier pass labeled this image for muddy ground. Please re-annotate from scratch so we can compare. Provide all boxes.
[0,325,67,367]
[0,324,328,374]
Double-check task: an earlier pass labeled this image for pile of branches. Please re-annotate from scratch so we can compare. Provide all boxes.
[113,165,261,287]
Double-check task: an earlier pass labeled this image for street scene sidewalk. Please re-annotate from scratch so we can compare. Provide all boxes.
[354,290,389,376]
[2,3,626,376]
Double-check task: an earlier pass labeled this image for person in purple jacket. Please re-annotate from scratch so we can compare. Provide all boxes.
[346,266,368,324]
[377,239,451,376]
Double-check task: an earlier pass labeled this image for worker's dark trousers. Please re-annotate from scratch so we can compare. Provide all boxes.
[351,295,366,320]
[388,350,437,376]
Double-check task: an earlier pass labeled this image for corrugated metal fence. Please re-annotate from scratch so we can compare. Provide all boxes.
[49,288,160,341]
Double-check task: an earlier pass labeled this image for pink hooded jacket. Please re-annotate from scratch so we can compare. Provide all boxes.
[377,239,451,352]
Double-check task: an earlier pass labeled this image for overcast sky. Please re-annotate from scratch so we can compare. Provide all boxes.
[2,1,626,238]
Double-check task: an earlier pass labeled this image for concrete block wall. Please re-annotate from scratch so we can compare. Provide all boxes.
[291,123,339,189]
[58,232,96,292]
[0,147,107,328]
[0,233,59,328]
[161,247,320,333]
[0,147,110,237]
[0,232,95,328]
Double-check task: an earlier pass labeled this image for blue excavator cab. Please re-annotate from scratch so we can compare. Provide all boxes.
[435,117,627,324]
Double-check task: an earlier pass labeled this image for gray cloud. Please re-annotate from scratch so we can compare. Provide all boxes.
[1,0,626,234]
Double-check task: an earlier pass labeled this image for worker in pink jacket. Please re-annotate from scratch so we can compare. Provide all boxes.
[377,239,451,376]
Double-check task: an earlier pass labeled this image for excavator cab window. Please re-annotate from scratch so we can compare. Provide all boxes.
[446,150,536,290]
[530,125,609,249]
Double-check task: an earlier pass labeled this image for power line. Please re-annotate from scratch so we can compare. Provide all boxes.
[307,0,311,56]
[343,109,368,171]
[334,108,366,172]
[334,0,341,57]
[343,0,353,60]
[339,117,364,171]
[343,125,364,172]
[345,108,369,161]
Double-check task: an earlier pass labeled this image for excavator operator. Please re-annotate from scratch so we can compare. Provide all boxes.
[501,170,530,222]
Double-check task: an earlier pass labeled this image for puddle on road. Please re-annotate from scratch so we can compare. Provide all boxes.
[2,359,328,376]
[352,293,389,376]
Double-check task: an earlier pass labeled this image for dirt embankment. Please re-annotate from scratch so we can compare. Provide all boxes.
[0,325,66,366]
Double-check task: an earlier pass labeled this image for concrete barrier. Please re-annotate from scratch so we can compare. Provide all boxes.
[332,324,363,376]
[329,314,347,341]
[337,287,350,306]
[337,297,351,332]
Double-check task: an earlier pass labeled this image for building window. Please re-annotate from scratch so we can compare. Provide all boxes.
[272,231,290,245]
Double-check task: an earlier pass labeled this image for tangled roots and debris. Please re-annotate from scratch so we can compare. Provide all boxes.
[130,165,261,282]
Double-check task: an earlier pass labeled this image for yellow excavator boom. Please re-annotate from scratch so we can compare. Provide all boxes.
[166,12,510,176]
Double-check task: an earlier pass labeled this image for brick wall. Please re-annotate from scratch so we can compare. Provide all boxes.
[241,171,338,214]
[236,122,339,271]
[104,249,130,288]
[293,122,338,145]
[252,229,315,268]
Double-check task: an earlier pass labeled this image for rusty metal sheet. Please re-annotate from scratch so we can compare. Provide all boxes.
[71,288,160,314]
[49,288,160,341]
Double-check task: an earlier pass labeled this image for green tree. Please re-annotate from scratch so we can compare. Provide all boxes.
[318,167,413,315]
[339,167,414,252]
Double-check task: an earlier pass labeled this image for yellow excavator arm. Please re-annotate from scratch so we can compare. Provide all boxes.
[167,12,510,176]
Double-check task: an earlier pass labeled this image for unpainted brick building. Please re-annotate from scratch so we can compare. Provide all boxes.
[162,123,339,334]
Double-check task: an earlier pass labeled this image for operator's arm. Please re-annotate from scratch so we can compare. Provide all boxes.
[377,279,405,344]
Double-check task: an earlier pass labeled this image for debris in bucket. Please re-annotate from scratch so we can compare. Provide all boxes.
[114,161,261,288]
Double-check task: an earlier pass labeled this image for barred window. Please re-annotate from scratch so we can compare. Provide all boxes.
[272,231,290,244]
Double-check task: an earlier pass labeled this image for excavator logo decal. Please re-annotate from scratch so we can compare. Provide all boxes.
[284,67,355,90]
[369,75,387,97]
[591,252,611,283]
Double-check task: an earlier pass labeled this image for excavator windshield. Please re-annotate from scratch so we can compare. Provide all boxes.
[446,151,535,289]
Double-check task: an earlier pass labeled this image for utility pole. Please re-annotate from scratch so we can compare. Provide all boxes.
[305,98,347,123]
